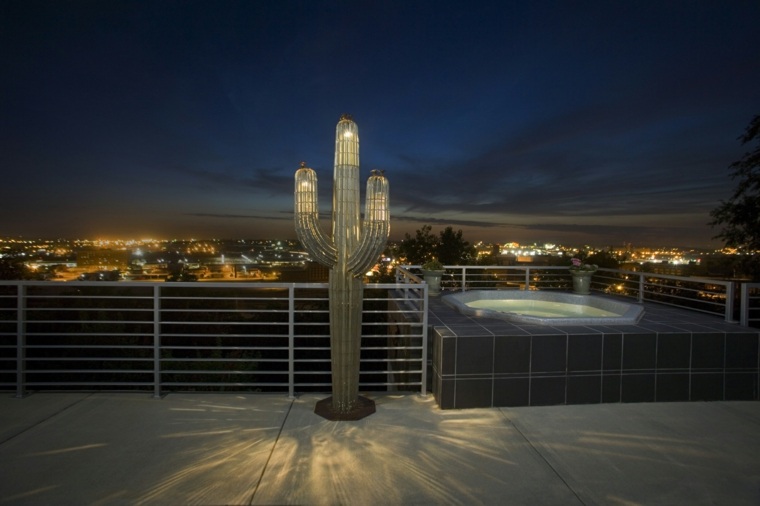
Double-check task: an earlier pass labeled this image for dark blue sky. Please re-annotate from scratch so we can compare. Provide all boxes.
[2,1,759,247]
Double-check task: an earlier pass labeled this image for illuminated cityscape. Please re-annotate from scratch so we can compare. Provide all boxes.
[0,234,744,282]
[0,237,307,281]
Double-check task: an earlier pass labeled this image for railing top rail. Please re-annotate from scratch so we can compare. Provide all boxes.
[402,264,555,271]
[0,280,426,290]
[596,268,735,287]
[0,281,333,288]
[398,265,735,287]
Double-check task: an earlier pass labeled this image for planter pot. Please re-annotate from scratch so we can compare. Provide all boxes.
[570,271,595,294]
[422,269,445,296]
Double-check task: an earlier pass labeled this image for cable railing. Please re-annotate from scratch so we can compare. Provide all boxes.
[2,268,755,398]
[398,265,744,323]
[0,281,428,398]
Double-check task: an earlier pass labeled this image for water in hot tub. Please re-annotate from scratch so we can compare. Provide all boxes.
[465,299,619,318]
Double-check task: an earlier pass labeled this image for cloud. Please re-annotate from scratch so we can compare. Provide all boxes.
[184,212,287,220]
[171,166,294,196]
[385,95,735,224]
[392,215,507,229]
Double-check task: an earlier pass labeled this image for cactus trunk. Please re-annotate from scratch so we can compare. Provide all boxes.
[294,114,389,420]
[328,270,363,412]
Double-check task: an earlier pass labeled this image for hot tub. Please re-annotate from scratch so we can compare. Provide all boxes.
[441,290,644,325]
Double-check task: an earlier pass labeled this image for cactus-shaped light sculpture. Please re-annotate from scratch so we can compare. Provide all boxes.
[294,114,390,420]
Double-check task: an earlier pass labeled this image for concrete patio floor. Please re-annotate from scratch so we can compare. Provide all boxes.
[0,393,758,505]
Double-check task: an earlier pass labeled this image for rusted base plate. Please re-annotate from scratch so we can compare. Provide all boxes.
[314,395,376,421]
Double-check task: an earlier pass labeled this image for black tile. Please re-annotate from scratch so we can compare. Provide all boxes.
[438,378,456,409]
[530,376,566,406]
[531,335,567,374]
[493,377,529,407]
[567,375,602,404]
[602,374,621,403]
[433,326,456,338]
[656,373,689,401]
[552,326,602,335]
[447,324,492,337]
[657,333,691,370]
[516,325,563,336]
[691,333,725,370]
[431,368,442,401]
[456,336,494,375]
[494,335,531,374]
[428,315,444,326]
[725,333,759,370]
[487,324,530,336]
[691,373,724,401]
[638,323,684,333]
[441,336,456,374]
[725,373,759,400]
[603,334,622,371]
[622,334,656,371]
[621,373,655,402]
[455,378,493,408]
[430,328,439,363]
[439,316,475,326]
[568,334,602,372]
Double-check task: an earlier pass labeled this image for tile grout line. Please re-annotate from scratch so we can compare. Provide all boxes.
[248,396,296,505]
[0,392,95,446]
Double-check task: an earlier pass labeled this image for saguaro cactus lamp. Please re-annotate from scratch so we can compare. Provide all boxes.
[294,114,390,420]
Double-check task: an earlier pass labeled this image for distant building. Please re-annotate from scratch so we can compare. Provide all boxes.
[76,248,131,270]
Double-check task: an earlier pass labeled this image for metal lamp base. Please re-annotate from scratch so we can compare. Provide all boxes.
[314,395,376,421]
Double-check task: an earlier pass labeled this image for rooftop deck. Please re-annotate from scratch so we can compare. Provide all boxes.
[1,392,759,505]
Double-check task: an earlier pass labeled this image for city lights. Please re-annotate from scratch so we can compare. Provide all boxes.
[0,234,740,284]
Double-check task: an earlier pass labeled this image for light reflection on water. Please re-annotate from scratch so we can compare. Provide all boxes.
[467,299,619,318]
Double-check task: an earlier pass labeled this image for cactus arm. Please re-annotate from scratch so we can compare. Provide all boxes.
[348,172,390,275]
[349,219,389,276]
[294,165,337,268]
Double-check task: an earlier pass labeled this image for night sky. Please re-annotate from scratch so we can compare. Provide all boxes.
[3,1,759,248]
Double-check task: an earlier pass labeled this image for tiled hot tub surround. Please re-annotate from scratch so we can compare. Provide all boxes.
[429,295,760,409]
[441,290,644,325]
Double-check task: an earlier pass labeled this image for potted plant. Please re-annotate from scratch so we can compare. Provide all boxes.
[421,258,445,296]
[568,257,597,294]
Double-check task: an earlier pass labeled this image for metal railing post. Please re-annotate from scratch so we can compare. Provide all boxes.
[725,282,737,323]
[15,283,26,398]
[740,282,749,327]
[524,268,530,290]
[153,284,161,398]
[460,267,466,292]
[638,274,645,303]
[288,284,295,399]
[420,282,429,396]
